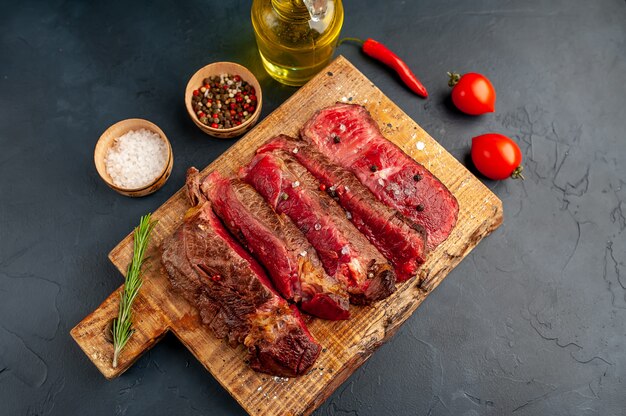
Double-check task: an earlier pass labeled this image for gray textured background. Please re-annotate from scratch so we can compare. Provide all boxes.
[1,0,625,415]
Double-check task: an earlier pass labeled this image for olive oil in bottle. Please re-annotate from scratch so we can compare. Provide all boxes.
[251,0,344,86]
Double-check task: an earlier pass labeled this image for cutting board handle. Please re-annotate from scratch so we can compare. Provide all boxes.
[70,285,169,379]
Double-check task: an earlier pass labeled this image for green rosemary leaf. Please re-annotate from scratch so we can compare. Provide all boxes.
[111,213,156,368]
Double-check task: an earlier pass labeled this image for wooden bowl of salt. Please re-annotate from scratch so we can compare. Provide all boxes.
[94,118,173,197]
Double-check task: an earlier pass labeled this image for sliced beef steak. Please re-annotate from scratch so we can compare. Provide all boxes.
[242,151,396,304]
[259,135,428,282]
[161,168,320,376]
[202,171,350,320]
[301,103,459,250]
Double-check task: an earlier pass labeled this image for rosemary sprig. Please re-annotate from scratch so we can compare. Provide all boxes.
[112,213,156,368]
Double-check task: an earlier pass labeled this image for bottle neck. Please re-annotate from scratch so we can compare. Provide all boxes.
[271,0,310,21]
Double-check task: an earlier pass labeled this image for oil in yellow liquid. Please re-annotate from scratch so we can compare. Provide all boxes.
[251,0,344,86]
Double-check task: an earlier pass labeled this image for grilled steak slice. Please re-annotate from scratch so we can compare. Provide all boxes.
[259,135,428,282]
[300,103,459,249]
[242,151,396,304]
[202,171,350,320]
[161,168,320,376]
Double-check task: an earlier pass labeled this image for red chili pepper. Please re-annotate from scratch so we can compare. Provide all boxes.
[340,37,428,98]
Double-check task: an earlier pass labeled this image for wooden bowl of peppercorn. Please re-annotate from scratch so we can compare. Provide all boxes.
[185,62,263,139]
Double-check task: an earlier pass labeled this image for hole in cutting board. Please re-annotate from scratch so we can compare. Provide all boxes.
[103,319,114,344]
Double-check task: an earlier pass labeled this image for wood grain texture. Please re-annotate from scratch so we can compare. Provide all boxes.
[71,56,503,416]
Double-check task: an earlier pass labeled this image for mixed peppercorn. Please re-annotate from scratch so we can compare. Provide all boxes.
[191,74,257,129]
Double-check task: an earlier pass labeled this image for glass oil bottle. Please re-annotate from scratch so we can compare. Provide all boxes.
[251,0,344,86]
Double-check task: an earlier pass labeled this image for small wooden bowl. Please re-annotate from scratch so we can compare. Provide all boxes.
[94,118,173,197]
[185,62,263,139]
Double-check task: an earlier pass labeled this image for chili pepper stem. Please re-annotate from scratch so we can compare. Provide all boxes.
[338,37,365,47]
[511,166,525,180]
[447,72,461,87]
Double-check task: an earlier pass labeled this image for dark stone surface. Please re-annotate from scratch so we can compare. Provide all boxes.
[1,0,625,414]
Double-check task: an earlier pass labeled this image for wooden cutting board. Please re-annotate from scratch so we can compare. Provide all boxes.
[71,56,502,416]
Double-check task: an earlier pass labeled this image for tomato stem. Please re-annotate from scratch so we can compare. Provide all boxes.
[447,72,461,87]
[511,166,525,180]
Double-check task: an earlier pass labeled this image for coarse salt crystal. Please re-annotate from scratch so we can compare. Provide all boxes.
[416,141,425,151]
[339,123,346,132]
[314,223,321,231]
[292,147,299,154]
[292,181,300,188]
[104,128,168,189]
[299,250,307,257]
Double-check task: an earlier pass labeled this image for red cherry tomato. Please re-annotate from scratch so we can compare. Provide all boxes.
[471,133,524,180]
[448,72,496,115]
